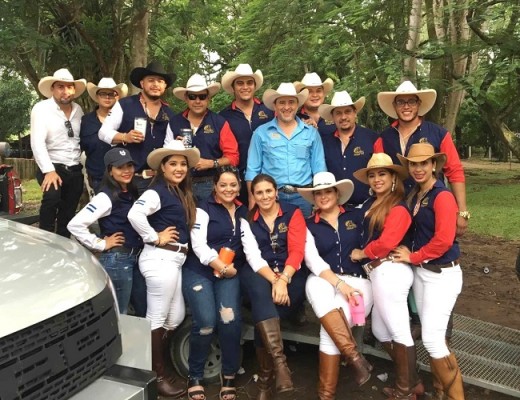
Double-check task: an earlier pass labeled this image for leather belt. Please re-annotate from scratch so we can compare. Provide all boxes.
[135,169,155,179]
[107,246,142,256]
[362,256,394,275]
[279,184,312,194]
[150,243,188,254]
[418,259,459,273]
[54,163,83,172]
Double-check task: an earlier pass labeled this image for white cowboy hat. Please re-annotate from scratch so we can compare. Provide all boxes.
[353,153,408,184]
[172,73,221,100]
[298,172,354,206]
[318,91,366,120]
[38,68,87,99]
[397,143,446,172]
[377,80,437,119]
[147,140,201,170]
[262,83,309,111]
[221,64,263,94]
[293,72,334,95]
[87,78,128,103]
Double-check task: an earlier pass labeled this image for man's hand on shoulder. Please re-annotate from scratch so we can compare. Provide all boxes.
[41,171,62,192]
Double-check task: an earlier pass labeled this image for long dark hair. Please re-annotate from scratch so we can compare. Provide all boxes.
[99,165,138,203]
[247,173,278,222]
[150,154,197,229]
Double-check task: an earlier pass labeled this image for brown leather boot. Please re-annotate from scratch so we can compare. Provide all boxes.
[255,347,274,400]
[151,328,187,398]
[382,342,424,398]
[429,357,447,400]
[430,352,465,400]
[317,352,341,400]
[319,309,372,386]
[162,328,188,385]
[384,342,417,399]
[256,318,294,393]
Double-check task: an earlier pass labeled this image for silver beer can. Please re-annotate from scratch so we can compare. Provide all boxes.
[180,128,193,148]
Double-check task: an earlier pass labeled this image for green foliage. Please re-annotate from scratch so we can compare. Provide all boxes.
[0,73,35,141]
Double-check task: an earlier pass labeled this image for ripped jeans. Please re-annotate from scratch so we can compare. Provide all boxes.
[182,267,242,379]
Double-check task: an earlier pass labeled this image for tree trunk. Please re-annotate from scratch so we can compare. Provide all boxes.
[403,0,422,80]
[478,106,520,161]
[129,2,151,94]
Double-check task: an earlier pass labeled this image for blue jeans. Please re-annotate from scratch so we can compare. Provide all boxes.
[278,191,312,218]
[182,268,242,379]
[130,264,147,317]
[239,265,308,347]
[98,251,138,314]
[192,179,214,205]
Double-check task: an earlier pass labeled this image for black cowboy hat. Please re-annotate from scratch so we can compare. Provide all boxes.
[129,61,176,89]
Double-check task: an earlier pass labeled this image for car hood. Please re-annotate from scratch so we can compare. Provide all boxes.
[0,218,108,337]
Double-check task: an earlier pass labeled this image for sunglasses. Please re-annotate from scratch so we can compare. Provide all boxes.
[394,98,420,108]
[97,91,117,99]
[64,120,74,138]
[187,93,208,101]
[270,232,280,253]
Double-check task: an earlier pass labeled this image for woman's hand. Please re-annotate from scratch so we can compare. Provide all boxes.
[336,281,363,304]
[222,263,237,278]
[350,248,365,261]
[155,226,179,246]
[104,232,125,250]
[272,279,290,306]
[391,245,412,263]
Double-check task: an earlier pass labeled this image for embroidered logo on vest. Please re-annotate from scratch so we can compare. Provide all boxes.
[353,146,364,156]
[204,125,215,134]
[345,220,357,230]
[258,111,268,119]
[278,222,288,233]
[419,137,430,144]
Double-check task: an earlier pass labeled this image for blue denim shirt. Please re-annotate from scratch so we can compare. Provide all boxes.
[245,117,326,186]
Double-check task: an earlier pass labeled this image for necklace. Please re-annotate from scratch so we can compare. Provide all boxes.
[413,180,436,216]
[399,131,414,154]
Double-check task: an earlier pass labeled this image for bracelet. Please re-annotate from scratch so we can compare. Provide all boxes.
[219,265,229,278]
[122,133,127,146]
[335,278,344,291]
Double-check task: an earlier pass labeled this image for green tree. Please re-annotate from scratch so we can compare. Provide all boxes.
[0,73,34,146]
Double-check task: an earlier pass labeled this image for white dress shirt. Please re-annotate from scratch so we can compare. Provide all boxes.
[98,101,124,144]
[30,98,83,173]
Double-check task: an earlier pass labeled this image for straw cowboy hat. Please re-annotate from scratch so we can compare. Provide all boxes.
[38,68,87,99]
[318,91,366,121]
[147,140,200,171]
[293,72,334,95]
[353,153,408,184]
[377,80,437,119]
[87,78,128,103]
[397,143,446,172]
[129,61,176,89]
[298,172,354,206]
[172,73,221,100]
[221,64,264,94]
[262,83,309,111]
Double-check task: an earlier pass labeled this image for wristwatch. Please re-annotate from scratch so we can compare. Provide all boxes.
[457,211,471,220]
[281,271,292,284]
[213,159,219,169]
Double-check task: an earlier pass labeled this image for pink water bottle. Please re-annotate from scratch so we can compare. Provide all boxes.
[349,291,366,326]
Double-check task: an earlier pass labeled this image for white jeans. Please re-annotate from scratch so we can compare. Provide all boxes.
[371,261,414,346]
[413,265,462,358]
[306,274,373,355]
[139,244,186,330]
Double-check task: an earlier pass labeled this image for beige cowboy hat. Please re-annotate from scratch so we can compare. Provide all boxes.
[397,143,446,172]
[147,140,201,170]
[377,80,437,119]
[172,73,221,100]
[221,64,263,94]
[353,153,408,184]
[318,91,366,120]
[129,61,176,89]
[293,72,334,95]
[87,78,128,103]
[262,83,309,111]
[38,68,87,99]
[298,172,354,206]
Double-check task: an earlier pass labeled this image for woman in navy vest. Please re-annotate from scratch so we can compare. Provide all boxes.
[392,143,464,399]
[350,154,422,400]
[298,172,373,398]
[183,166,268,400]
[68,147,141,314]
[128,141,199,398]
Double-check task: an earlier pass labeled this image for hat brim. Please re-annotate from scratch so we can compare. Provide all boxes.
[109,158,136,168]
[87,82,128,103]
[298,179,354,206]
[397,152,446,173]
[221,70,263,94]
[318,96,366,121]
[129,67,176,89]
[353,164,408,185]
[147,146,200,171]
[294,78,334,95]
[263,88,309,111]
[38,77,87,99]
[172,83,221,100]
[377,89,437,119]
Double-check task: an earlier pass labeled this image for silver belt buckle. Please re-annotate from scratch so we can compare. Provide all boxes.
[362,262,373,278]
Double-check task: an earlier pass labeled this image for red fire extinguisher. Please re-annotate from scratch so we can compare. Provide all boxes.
[0,165,23,214]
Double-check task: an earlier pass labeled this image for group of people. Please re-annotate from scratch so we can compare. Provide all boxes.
[30,61,470,400]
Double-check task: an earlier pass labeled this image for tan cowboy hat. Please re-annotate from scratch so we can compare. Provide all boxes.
[353,153,408,184]
[172,73,221,100]
[38,68,87,99]
[298,172,354,206]
[147,140,200,170]
[293,72,334,95]
[318,91,366,120]
[129,61,176,89]
[397,143,446,172]
[262,83,309,111]
[87,78,128,103]
[221,64,263,94]
[377,80,437,119]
